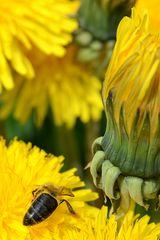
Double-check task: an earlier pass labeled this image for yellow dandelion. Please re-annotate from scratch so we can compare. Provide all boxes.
[0,137,98,240]
[62,206,160,240]
[136,0,160,32]
[0,0,79,90]
[90,8,160,217]
[102,7,160,137]
[0,46,103,128]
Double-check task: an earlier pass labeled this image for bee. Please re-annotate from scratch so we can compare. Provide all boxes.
[23,183,75,226]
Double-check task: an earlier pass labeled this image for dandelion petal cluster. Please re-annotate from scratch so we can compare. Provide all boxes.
[0,0,79,90]
[0,138,97,240]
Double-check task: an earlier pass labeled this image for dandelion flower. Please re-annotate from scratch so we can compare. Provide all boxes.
[90,8,160,217]
[0,0,79,90]
[0,46,103,128]
[63,206,160,240]
[136,0,160,32]
[0,138,98,240]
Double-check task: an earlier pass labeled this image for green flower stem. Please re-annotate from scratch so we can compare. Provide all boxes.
[54,125,81,172]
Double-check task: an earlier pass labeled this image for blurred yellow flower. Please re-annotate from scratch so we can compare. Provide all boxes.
[0,46,103,127]
[62,206,160,240]
[0,138,98,240]
[0,0,79,90]
[136,0,160,32]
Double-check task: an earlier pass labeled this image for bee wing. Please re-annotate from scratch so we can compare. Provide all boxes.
[42,183,74,197]
[58,187,74,197]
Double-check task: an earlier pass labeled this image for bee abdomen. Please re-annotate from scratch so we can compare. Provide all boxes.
[23,193,58,226]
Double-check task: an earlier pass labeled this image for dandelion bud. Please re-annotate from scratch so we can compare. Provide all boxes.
[91,8,160,217]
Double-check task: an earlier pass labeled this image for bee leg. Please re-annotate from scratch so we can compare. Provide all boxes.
[60,199,76,214]
[32,187,44,198]
[32,188,39,197]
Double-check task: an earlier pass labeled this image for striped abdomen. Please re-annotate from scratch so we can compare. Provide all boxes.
[23,193,58,226]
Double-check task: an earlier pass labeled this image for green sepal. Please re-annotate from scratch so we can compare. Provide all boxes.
[101,93,160,178]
